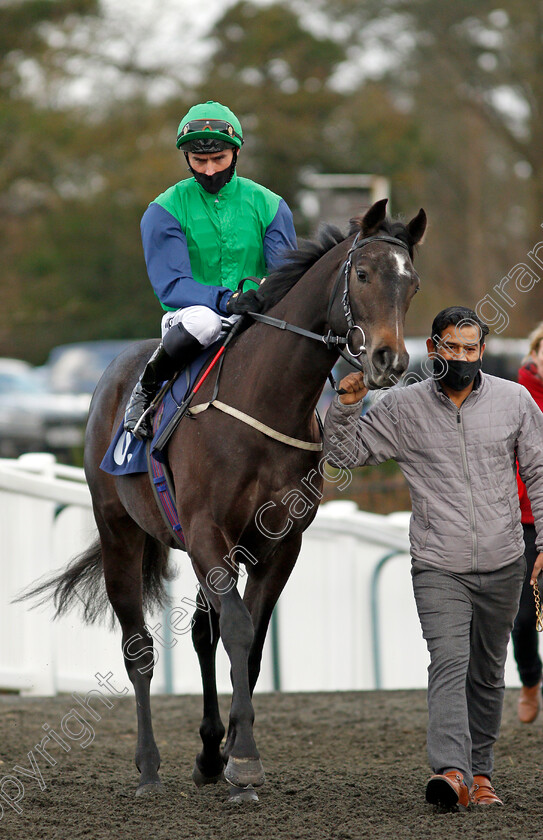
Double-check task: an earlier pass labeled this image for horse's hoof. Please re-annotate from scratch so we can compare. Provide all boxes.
[227,783,259,803]
[224,756,265,788]
[135,780,163,797]
[192,761,225,788]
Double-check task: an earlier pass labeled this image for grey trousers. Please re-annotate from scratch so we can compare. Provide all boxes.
[412,557,525,788]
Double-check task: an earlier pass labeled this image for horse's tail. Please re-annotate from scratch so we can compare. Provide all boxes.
[14,534,173,626]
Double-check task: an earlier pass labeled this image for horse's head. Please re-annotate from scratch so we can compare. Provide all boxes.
[329,198,426,389]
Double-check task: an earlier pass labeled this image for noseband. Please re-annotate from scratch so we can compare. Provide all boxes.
[248,233,411,374]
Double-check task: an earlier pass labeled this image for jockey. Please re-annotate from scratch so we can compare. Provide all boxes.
[124,99,297,438]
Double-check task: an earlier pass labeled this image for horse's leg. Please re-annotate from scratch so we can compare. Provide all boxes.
[190,528,264,791]
[97,512,162,796]
[191,588,226,786]
[219,535,301,767]
[245,536,301,695]
[216,586,266,792]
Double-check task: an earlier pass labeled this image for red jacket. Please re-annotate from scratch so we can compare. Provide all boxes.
[517,362,543,524]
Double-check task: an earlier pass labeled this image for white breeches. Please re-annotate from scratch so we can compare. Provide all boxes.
[160,306,240,346]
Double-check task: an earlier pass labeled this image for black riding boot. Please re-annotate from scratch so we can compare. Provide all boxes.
[124,324,204,439]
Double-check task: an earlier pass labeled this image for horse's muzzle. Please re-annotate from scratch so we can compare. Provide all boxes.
[365,345,408,389]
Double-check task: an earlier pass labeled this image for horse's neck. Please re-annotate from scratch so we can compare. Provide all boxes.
[225,264,340,430]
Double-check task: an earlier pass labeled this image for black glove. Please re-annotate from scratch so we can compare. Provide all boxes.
[226,287,266,315]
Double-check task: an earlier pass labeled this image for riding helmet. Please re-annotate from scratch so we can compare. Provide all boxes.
[176,101,244,152]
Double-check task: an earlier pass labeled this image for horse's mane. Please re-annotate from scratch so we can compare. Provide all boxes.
[258,214,415,314]
[258,224,344,312]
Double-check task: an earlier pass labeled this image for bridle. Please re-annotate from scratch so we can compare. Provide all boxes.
[248,233,412,374]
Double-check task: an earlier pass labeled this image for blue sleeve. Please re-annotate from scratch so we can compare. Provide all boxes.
[140,203,233,313]
[264,199,297,272]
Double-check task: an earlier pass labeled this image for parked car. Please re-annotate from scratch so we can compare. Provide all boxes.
[40,340,136,396]
[0,358,90,459]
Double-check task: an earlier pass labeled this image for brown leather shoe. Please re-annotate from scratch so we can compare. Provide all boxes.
[470,775,503,806]
[426,770,470,809]
[518,681,542,723]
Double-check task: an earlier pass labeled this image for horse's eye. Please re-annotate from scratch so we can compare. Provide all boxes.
[415,286,420,294]
[357,269,368,283]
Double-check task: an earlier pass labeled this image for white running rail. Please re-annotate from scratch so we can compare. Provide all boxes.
[0,455,524,695]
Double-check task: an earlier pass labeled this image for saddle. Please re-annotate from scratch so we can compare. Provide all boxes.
[99,343,221,551]
[99,342,219,478]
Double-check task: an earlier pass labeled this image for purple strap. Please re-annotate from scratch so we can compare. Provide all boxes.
[147,404,186,548]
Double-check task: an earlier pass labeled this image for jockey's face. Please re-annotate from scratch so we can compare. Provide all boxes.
[186,149,235,176]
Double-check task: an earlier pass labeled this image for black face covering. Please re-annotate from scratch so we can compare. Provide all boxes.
[185,150,237,194]
[434,357,482,391]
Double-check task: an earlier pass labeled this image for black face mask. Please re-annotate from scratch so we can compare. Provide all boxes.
[186,151,237,195]
[433,357,481,391]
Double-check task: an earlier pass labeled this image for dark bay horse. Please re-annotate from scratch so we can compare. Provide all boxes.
[24,198,426,799]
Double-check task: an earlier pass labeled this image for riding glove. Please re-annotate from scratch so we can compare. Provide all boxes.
[226,286,266,315]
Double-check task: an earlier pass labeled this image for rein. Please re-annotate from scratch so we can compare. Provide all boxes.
[250,233,411,380]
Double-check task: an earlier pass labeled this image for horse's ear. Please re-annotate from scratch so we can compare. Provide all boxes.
[355,198,389,236]
[407,208,427,245]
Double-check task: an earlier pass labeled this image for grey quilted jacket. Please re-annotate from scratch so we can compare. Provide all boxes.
[323,373,543,573]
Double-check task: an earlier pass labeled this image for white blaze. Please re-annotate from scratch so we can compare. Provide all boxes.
[392,252,411,277]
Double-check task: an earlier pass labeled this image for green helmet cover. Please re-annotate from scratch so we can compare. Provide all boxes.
[176,101,243,150]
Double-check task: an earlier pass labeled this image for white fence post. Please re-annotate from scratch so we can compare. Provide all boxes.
[0,454,59,694]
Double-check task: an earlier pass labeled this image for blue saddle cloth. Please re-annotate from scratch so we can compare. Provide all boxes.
[100,343,218,476]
